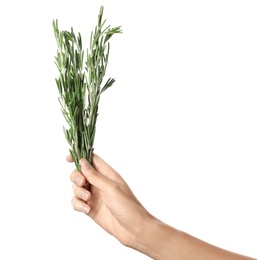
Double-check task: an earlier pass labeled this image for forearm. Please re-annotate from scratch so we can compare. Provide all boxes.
[130,216,182,259]
[131,216,256,260]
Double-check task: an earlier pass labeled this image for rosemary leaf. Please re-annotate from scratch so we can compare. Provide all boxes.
[53,6,122,170]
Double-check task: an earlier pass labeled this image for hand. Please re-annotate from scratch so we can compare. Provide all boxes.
[68,155,256,260]
[68,154,152,247]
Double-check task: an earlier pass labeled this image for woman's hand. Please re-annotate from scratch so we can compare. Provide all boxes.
[68,154,256,260]
[68,154,153,248]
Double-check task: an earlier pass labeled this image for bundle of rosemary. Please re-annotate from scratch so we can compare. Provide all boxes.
[53,6,121,171]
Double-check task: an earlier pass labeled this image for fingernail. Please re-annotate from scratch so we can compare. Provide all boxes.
[82,191,90,201]
[81,205,90,214]
[76,176,84,186]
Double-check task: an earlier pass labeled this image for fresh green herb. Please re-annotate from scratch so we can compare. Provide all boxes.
[53,6,122,170]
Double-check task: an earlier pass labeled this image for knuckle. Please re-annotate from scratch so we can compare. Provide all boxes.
[71,197,80,212]
[70,169,78,182]
[72,184,76,194]
[71,197,76,208]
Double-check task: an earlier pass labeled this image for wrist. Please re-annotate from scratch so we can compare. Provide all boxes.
[130,214,183,259]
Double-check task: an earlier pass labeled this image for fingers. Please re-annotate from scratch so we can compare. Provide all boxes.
[79,158,110,192]
[69,154,125,194]
[67,153,125,184]
[71,176,91,214]
[72,184,91,201]
[93,154,125,184]
[71,196,90,214]
[66,154,73,162]
[70,169,86,187]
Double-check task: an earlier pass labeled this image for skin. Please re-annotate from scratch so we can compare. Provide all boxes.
[68,154,256,260]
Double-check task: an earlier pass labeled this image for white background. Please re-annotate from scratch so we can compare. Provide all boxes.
[0,0,256,259]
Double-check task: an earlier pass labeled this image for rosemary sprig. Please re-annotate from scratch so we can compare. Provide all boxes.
[53,6,122,171]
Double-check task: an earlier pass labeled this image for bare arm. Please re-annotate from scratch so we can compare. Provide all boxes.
[133,219,254,260]
[68,154,256,260]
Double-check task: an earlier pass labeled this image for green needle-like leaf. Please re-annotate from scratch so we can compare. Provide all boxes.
[53,6,122,169]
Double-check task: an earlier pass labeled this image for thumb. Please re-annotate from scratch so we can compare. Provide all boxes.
[79,158,109,192]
